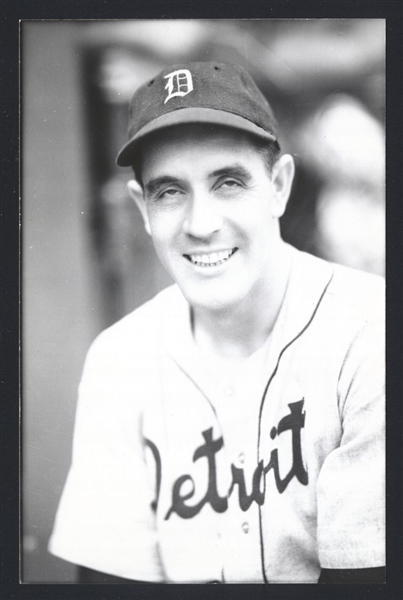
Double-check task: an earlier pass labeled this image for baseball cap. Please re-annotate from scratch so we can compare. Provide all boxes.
[116,61,280,167]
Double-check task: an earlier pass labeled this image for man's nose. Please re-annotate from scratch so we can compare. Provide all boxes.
[183,192,223,239]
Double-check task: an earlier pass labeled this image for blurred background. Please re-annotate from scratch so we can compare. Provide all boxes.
[22,19,385,582]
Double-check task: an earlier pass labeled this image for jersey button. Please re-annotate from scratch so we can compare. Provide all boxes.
[242,522,249,534]
[224,387,235,397]
[238,452,245,464]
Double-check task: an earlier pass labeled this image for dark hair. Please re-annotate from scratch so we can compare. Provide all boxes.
[254,139,281,176]
[131,129,281,186]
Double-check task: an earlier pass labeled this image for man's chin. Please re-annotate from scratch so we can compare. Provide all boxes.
[177,280,243,314]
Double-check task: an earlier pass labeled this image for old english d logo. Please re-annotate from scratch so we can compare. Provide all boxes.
[164,69,194,104]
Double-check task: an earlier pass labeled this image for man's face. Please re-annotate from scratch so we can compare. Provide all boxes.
[137,124,292,313]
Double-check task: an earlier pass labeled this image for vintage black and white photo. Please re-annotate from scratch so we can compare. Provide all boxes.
[22,19,385,584]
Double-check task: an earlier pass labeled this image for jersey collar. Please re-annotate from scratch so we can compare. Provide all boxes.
[159,246,334,381]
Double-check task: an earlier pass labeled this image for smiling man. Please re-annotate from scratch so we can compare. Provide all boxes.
[49,62,385,584]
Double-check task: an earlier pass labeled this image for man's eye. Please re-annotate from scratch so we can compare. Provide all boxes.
[158,188,182,199]
[219,179,242,189]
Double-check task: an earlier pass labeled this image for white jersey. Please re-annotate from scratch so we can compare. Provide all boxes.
[49,247,385,583]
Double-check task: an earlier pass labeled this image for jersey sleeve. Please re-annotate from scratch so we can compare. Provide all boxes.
[316,315,385,569]
[48,329,164,582]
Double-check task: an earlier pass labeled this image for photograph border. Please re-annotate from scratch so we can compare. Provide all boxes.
[1,1,402,599]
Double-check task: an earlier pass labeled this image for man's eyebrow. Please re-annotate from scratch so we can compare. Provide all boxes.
[210,165,252,180]
[144,176,179,196]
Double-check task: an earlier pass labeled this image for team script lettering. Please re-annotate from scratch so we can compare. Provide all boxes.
[145,400,308,520]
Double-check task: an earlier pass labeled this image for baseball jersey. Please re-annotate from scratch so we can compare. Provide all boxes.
[48,245,385,583]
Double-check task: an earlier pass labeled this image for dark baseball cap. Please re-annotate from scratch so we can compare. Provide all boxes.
[116,61,279,167]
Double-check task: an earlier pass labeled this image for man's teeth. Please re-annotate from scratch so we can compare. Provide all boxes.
[188,249,235,267]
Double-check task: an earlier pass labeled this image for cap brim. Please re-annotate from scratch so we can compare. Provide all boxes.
[116,107,277,167]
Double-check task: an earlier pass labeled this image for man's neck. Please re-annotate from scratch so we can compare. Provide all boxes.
[192,243,292,359]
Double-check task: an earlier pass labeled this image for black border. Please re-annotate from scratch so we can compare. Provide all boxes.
[1,2,402,600]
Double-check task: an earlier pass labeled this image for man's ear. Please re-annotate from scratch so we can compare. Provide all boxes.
[127,179,151,235]
[270,154,295,218]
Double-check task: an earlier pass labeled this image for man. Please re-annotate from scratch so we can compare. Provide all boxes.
[49,62,385,583]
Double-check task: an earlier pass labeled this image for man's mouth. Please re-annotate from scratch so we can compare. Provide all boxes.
[184,248,237,267]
